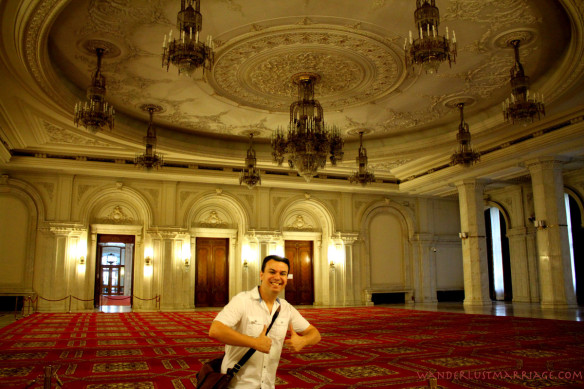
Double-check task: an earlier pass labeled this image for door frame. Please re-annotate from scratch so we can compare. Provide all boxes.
[89,224,143,309]
[190,228,238,302]
[282,230,322,305]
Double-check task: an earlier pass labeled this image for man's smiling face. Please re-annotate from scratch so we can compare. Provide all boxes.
[260,259,289,295]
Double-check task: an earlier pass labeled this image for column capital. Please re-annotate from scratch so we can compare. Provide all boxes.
[454,178,489,190]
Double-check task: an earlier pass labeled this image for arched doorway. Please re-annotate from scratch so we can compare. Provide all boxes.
[484,207,512,301]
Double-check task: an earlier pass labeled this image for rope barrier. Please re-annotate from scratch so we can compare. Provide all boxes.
[25,294,162,312]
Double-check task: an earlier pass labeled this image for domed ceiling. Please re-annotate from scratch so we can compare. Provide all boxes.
[1,0,584,195]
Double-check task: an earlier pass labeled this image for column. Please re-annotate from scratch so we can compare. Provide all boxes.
[455,180,491,306]
[156,229,179,311]
[527,158,576,307]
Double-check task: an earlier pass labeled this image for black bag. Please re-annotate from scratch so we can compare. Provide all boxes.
[195,356,233,389]
[196,306,281,388]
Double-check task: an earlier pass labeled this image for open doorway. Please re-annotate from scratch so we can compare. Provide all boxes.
[485,207,512,301]
[94,234,135,310]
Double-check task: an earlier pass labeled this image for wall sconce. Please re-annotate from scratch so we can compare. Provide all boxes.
[145,256,152,266]
[329,260,335,272]
[243,259,248,269]
[534,220,547,229]
[458,232,468,239]
[184,258,190,268]
[79,256,86,265]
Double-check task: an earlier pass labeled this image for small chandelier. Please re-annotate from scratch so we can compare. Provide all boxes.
[239,133,261,189]
[450,103,480,167]
[349,132,375,186]
[135,105,163,170]
[404,0,457,74]
[502,40,545,124]
[74,47,115,133]
[162,0,214,77]
[271,73,344,182]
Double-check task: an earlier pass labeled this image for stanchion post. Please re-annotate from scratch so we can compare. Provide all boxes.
[68,295,72,313]
[43,365,51,389]
[428,377,437,388]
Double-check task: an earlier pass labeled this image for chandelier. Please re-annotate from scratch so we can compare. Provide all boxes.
[404,0,457,74]
[349,132,375,186]
[162,0,214,76]
[135,105,163,170]
[239,133,261,189]
[502,40,545,124]
[74,47,115,133]
[450,103,480,167]
[271,73,344,182]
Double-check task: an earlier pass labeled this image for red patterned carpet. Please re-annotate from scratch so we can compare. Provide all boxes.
[0,307,583,388]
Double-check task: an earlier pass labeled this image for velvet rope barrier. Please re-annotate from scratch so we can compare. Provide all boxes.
[31,294,161,312]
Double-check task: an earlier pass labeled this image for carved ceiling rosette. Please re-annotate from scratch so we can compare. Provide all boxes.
[208,25,406,115]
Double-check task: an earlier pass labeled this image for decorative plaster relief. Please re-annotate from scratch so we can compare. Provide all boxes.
[200,210,227,228]
[97,205,135,225]
[210,25,403,112]
[43,121,111,146]
[286,215,314,230]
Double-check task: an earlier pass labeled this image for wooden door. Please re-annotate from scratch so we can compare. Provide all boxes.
[284,240,314,305]
[195,238,229,307]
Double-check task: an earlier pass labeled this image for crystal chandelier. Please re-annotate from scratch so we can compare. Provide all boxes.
[271,73,344,182]
[162,0,214,77]
[450,103,480,167]
[239,133,261,189]
[404,0,457,74]
[74,47,115,133]
[502,40,545,124]
[135,105,163,170]
[349,132,375,186]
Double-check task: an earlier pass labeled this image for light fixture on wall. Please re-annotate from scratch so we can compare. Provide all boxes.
[74,47,115,133]
[458,232,468,239]
[144,256,152,266]
[162,0,214,76]
[239,133,261,189]
[348,131,375,186]
[502,40,545,124]
[184,257,191,268]
[534,220,547,229]
[329,260,336,272]
[404,0,457,74]
[271,73,344,182]
[79,256,86,265]
[135,104,164,170]
[243,259,248,269]
[450,103,480,167]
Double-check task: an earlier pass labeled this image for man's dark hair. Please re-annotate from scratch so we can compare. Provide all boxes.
[261,255,290,272]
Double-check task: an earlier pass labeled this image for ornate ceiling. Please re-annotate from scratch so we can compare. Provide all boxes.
[1,0,583,195]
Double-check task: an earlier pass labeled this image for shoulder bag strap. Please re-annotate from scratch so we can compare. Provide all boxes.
[228,305,281,375]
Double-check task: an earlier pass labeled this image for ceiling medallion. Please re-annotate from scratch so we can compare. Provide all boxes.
[239,133,261,189]
[73,47,115,133]
[450,103,480,167]
[271,73,344,182]
[135,105,164,170]
[502,40,545,124]
[404,0,457,74]
[209,26,405,112]
[349,131,375,186]
[162,0,214,76]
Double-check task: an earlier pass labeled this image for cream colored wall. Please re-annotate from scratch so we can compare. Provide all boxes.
[3,169,582,310]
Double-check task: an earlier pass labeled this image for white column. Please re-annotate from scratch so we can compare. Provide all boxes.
[411,233,438,303]
[455,180,491,306]
[506,227,533,302]
[526,157,576,307]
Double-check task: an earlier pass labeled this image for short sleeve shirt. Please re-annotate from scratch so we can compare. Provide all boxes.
[213,287,311,388]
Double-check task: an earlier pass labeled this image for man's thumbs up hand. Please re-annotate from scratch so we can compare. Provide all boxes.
[284,324,306,352]
[255,325,272,354]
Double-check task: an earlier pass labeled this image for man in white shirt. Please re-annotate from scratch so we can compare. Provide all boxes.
[209,255,321,388]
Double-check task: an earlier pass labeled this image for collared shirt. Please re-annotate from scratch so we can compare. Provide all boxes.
[213,286,311,388]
